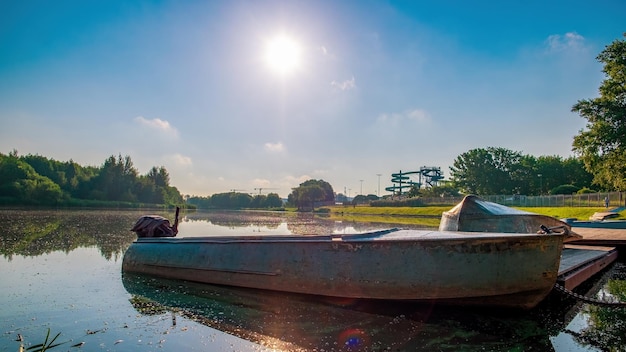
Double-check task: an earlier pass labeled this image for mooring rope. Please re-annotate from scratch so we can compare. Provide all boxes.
[553,283,626,308]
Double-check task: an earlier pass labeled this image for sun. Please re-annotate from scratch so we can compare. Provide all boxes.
[264,34,302,76]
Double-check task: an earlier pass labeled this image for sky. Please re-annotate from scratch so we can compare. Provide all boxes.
[1,0,624,198]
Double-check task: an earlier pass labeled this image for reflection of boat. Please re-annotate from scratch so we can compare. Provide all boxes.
[123,196,567,309]
[122,273,559,351]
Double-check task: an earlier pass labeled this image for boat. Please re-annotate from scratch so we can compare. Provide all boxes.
[122,196,567,309]
[439,195,582,242]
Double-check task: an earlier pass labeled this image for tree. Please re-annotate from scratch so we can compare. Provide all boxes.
[288,179,334,211]
[449,147,524,195]
[572,34,626,191]
[0,154,63,204]
[265,193,283,208]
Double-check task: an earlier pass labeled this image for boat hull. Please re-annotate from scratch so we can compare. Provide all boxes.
[122,230,564,309]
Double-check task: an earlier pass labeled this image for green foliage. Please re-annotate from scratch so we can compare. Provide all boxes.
[288,179,334,211]
[449,147,593,196]
[578,187,597,194]
[371,197,425,207]
[572,34,626,191]
[450,147,524,195]
[421,184,462,198]
[209,192,253,209]
[0,151,183,206]
[550,184,579,195]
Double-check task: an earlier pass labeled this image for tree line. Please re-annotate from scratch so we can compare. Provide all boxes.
[185,179,335,211]
[186,192,283,209]
[448,149,594,196]
[0,151,183,207]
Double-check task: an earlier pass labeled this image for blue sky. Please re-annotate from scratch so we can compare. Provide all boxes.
[1,1,624,198]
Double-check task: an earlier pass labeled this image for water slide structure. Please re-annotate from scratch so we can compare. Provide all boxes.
[385,166,444,195]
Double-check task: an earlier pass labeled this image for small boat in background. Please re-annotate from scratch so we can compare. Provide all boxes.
[122,196,566,309]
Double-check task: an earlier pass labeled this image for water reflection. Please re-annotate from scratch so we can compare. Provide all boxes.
[123,272,596,351]
[123,265,626,351]
[182,210,435,237]
[0,209,146,261]
[564,262,626,349]
[0,209,434,261]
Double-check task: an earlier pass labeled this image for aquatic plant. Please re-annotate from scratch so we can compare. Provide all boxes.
[23,328,67,352]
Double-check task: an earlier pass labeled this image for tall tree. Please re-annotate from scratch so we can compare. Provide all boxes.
[572,34,626,190]
[449,147,523,195]
[288,179,334,211]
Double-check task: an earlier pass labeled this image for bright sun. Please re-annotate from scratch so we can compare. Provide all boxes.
[264,34,302,76]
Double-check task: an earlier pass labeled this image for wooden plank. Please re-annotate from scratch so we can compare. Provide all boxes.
[569,227,626,245]
[557,246,618,290]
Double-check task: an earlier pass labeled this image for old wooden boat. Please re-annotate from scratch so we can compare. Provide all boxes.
[122,197,567,309]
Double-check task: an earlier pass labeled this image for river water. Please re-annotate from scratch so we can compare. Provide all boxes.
[0,209,624,351]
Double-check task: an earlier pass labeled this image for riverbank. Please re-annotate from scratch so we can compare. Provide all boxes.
[320,204,625,227]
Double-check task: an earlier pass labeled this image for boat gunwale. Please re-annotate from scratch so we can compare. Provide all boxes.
[131,230,565,244]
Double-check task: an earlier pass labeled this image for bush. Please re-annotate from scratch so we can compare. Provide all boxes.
[577,187,596,194]
[370,197,425,207]
[550,184,579,195]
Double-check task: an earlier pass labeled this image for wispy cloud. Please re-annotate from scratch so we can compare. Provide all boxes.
[377,108,431,127]
[545,32,586,53]
[264,142,285,152]
[252,178,271,188]
[331,77,356,90]
[135,116,179,137]
[166,153,192,166]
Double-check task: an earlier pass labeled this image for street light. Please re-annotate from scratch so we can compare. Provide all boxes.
[359,180,364,195]
[538,174,543,207]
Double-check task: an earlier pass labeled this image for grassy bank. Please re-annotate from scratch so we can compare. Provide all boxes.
[320,204,624,227]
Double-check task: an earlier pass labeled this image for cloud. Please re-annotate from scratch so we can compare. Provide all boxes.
[377,108,431,127]
[135,116,179,137]
[331,76,356,90]
[251,178,271,188]
[544,32,585,53]
[264,142,285,152]
[166,153,192,167]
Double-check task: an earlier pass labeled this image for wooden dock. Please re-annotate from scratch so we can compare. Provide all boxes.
[568,227,626,246]
[555,225,625,290]
[558,245,618,290]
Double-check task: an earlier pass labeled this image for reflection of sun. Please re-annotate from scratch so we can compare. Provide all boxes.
[264,34,302,76]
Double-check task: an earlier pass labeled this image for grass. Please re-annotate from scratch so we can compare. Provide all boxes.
[319,204,625,227]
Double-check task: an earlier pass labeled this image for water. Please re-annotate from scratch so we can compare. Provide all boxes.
[0,209,624,351]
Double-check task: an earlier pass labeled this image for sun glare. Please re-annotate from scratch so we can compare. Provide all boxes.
[264,34,302,76]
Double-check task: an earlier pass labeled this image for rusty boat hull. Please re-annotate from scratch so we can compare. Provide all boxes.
[122,228,564,309]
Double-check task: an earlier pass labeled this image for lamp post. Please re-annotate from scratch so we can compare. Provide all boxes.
[359,180,364,195]
[538,174,543,207]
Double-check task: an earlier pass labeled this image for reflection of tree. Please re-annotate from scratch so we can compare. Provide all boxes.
[183,210,436,235]
[570,263,626,351]
[184,211,287,230]
[0,209,160,260]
